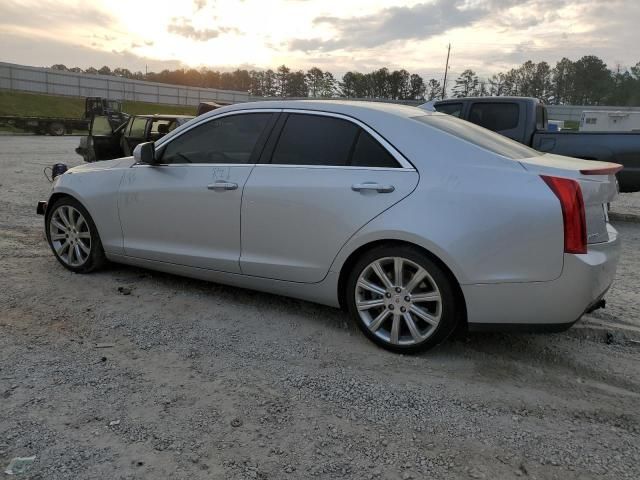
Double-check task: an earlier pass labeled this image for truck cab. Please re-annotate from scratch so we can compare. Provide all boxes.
[433,97,547,144]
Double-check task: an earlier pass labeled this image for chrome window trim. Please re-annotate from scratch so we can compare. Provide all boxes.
[154,108,283,150]
[151,106,414,170]
[254,164,416,172]
[132,163,251,169]
[149,108,282,167]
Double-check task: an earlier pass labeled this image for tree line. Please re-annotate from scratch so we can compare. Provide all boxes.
[51,54,640,106]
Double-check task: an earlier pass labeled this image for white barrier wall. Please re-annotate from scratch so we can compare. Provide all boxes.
[546,104,640,122]
[0,61,250,106]
[2,62,640,118]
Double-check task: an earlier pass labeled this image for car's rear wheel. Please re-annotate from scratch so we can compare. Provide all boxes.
[346,245,459,353]
[45,197,106,273]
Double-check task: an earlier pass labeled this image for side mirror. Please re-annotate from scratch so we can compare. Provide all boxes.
[133,142,156,164]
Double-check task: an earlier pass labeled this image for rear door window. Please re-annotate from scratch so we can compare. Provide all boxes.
[270,114,358,166]
[468,102,519,131]
[128,117,147,138]
[434,103,463,117]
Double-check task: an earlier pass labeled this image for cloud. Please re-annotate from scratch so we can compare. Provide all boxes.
[167,16,239,41]
[0,0,115,29]
[193,0,208,10]
[1,29,184,72]
[289,0,567,52]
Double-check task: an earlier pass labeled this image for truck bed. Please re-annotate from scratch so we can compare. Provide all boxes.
[532,131,640,192]
[0,115,89,135]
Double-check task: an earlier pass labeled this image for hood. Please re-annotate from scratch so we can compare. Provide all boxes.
[68,156,135,173]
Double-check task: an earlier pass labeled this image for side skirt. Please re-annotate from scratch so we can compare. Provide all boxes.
[105,253,341,308]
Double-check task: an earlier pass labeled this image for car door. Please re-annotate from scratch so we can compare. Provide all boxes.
[88,115,124,161]
[240,111,419,283]
[117,111,277,273]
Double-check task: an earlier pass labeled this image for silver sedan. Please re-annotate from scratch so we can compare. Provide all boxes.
[39,100,621,353]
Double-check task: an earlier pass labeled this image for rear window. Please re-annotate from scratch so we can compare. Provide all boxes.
[412,114,541,160]
[434,103,463,117]
[468,102,519,131]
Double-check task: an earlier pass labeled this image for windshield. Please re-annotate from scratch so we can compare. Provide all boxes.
[412,114,542,160]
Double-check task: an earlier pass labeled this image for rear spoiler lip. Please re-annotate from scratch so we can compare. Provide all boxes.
[579,163,623,175]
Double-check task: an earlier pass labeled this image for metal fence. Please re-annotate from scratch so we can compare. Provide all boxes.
[0,61,250,106]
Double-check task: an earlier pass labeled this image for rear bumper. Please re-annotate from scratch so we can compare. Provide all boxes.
[464,224,620,330]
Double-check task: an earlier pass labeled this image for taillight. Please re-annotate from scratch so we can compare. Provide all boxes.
[541,175,587,254]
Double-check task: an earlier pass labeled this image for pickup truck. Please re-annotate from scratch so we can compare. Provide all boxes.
[429,97,640,192]
[76,113,193,162]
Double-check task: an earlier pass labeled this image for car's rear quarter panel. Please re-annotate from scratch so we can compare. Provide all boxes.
[331,112,565,285]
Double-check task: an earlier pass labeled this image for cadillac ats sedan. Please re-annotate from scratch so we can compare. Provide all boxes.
[38,100,621,353]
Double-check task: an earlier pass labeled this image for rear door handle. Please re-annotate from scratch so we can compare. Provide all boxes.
[207,181,238,191]
[351,182,395,193]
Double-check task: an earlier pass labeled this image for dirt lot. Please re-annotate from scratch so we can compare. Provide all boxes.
[1,136,639,480]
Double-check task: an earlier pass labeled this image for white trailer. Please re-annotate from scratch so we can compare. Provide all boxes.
[580,110,640,132]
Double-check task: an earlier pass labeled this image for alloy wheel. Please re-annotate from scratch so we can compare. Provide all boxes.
[49,205,92,267]
[355,256,442,346]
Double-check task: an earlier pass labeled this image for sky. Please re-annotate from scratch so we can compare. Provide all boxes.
[1,0,639,81]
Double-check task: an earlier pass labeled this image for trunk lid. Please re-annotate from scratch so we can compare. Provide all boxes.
[519,153,620,244]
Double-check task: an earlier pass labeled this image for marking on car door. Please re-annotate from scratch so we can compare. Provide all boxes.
[212,166,230,180]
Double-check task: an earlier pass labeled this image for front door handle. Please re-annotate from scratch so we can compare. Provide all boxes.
[352,182,395,193]
[207,181,238,191]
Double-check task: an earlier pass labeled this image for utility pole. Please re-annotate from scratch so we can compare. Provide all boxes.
[441,43,451,100]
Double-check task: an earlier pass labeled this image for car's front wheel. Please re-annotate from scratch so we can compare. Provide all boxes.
[45,197,106,273]
[346,245,459,353]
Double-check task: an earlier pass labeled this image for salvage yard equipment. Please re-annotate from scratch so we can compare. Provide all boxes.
[0,97,127,135]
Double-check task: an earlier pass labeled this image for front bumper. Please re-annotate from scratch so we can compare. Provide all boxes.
[464,224,621,330]
[36,200,47,216]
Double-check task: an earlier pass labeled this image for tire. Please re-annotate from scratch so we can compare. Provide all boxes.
[49,122,65,136]
[345,245,459,354]
[45,197,106,273]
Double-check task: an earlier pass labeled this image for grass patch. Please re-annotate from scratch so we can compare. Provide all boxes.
[0,90,196,119]
[0,90,85,118]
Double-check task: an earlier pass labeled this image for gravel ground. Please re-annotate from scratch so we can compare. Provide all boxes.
[610,191,640,221]
[1,136,639,480]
